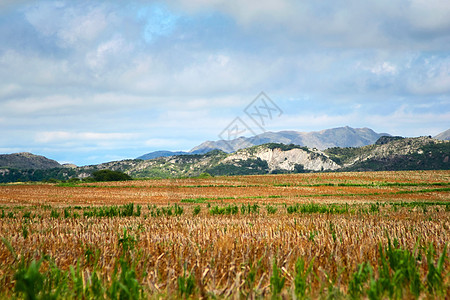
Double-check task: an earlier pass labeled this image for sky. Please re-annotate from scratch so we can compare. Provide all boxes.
[0,0,449,166]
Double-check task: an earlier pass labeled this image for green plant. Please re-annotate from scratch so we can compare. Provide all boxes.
[44,259,68,299]
[109,227,143,299]
[241,204,248,214]
[244,262,258,298]
[348,262,371,299]
[308,230,317,242]
[87,270,105,299]
[22,225,29,239]
[329,221,337,243]
[294,257,314,299]
[14,259,45,300]
[369,202,380,213]
[193,205,201,216]
[120,203,135,217]
[178,264,195,299]
[70,262,87,297]
[425,243,447,296]
[118,228,137,255]
[209,204,239,215]
[270,259,285,299]
[266,205,278,214]
[251,203,260,214]
[108,257,143,300]
[368,238,423,299]
[239,203,259,214]
[50,209,60,218]
[173,204,184,216]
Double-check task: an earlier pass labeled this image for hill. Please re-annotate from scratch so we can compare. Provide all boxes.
[0,152,61,170]
[325,136,449,171]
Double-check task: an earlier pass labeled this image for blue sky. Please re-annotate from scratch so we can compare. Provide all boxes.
[0,0,449,165]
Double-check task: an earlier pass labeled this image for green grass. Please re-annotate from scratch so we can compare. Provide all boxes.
[287,203,350,214]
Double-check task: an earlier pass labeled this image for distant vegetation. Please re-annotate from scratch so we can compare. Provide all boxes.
[325,146,375,165]
[375,135,404,145]
[207,158,269,176]
[264,143,310,152]
[0,168,79,183]
[90,170,132,182]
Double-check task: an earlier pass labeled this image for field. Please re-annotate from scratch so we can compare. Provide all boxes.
[0,170,449,299]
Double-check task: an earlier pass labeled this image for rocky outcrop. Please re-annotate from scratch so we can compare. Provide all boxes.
[224,146,340,172]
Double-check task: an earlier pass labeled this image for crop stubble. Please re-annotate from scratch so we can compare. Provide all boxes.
[0,170,449,298]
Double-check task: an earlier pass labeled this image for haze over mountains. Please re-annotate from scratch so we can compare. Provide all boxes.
[434,129,450,141]
[138,126,390,160]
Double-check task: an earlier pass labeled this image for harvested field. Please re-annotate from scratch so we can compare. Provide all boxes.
[0,170,449,299]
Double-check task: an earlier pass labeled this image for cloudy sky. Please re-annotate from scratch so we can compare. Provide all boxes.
[1,0,449,165]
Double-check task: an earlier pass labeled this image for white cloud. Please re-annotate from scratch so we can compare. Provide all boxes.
[407,0,450,32]
[35,131,139,143]
[370,62,398,75]
[0,50,70,86]
[170,0,450,50]
[1,96,80,116]
[364,105,450,136]
[0,0,449,165]
[406,57,450,95]
[270,113,354,132]
[24,2,112,48]
[86,36,131,70]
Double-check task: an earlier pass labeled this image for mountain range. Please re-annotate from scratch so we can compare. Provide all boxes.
[91,135,448,178]
[0,129,449,183]
[138,126,390,159]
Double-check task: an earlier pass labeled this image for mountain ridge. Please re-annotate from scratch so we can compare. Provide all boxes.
[137,126,391,160]
[190,126,389,153]
[76,136,450,178]
[0,136,448,183]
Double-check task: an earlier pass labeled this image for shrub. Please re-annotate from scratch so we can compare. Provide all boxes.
[90,170,132,182]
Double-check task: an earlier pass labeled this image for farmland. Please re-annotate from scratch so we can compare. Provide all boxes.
[0,170,449,299]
